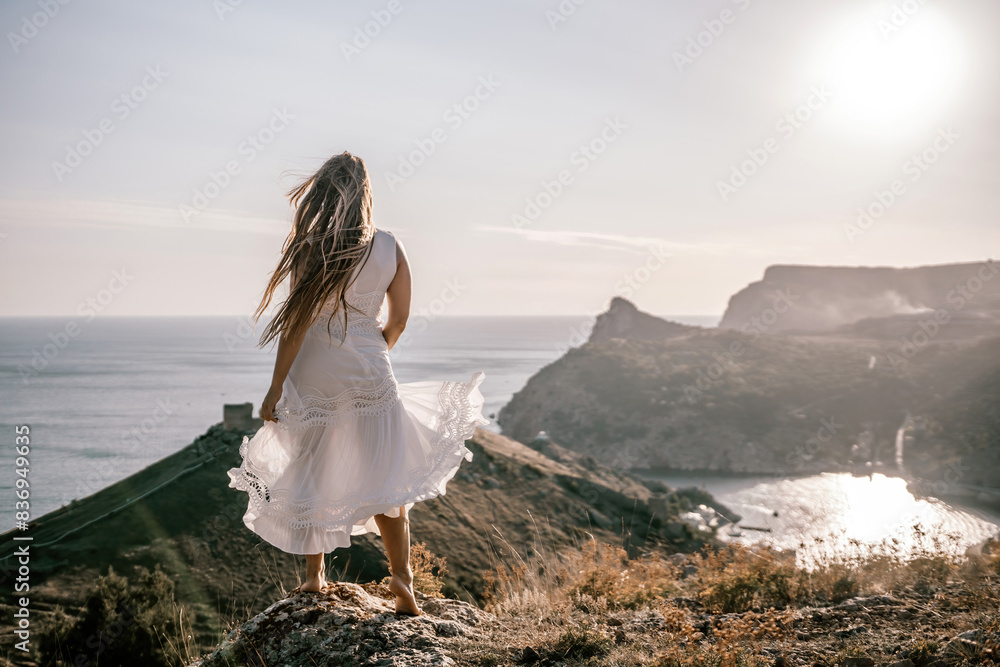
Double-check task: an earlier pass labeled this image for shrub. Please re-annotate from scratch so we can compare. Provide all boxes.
[548,628,613,660]
[654,646,771,667]
[989,540,1000,576]
[794,562,859,604]
[905,639,940,665]
[36,565,192,667]
[567,541,681,610]
[381,541,448,598]
[691,545,794,613]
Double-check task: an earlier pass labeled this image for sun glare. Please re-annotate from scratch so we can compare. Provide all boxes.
[717,473,998,568]
[824,8,966,133]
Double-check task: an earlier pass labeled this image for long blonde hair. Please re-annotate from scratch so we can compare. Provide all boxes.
[255,151,376,347]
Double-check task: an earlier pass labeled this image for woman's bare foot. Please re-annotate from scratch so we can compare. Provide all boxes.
[300,559,327,593]
[388,571,420,615]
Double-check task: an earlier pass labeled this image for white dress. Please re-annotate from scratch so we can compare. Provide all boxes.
[227,228,488,555]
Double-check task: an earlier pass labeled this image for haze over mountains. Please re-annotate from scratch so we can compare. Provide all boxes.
[499,261,1000,498]
[719,261,1000,338]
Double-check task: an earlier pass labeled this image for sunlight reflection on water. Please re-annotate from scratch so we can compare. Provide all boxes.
[655,472,999,568]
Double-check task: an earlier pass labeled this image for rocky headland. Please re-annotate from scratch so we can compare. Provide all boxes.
[499,261,1000,503]
[718,261,1000,334]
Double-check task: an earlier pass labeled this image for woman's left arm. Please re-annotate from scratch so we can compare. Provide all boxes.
[382,238,412,351]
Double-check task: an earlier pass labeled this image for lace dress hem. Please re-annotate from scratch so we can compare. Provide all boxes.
[226,372,488,552]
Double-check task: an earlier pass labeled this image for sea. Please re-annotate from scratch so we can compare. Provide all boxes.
[644,472,1000,567]
[2,315,997,560]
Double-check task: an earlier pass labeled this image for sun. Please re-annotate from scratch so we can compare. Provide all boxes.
[824,8,966,132]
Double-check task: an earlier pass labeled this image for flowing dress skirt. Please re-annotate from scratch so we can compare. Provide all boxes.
[227,322,488,555]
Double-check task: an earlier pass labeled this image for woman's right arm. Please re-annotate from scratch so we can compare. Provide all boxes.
[382,240,411,351]
[261,259,308,422]
[260,328,306,421]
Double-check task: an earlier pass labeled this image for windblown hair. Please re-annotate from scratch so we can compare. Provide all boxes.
[255,151,376,347]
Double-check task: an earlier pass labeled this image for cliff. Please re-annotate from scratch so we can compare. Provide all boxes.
[588,296,701,343]
[498,295,1000,493]
[719,261,1000,333]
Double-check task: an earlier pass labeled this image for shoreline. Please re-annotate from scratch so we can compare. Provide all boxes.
[634,466,1000,508]
[633,467,1000,561]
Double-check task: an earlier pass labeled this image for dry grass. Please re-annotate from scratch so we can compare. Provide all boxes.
[568,541,684,611]
[462,526,1000,667]
[791,526,969,601]
[689,545,795,613]
[379,541,449,598]
[484,534,968,615]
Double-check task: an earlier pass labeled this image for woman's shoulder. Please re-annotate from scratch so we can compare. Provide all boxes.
[374,227,398,248]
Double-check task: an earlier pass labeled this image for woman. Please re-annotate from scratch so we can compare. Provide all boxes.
[227,151,488,616]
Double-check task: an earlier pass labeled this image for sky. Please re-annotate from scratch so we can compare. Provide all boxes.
[1,0,997,318]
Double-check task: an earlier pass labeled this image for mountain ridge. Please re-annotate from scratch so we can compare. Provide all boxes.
[499,261,1000,501]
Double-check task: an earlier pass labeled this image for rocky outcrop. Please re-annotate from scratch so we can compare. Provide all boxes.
[719,261,1000,333]
[191,582,489,667]
[589,297,699,343]
[195,588,1000,666]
